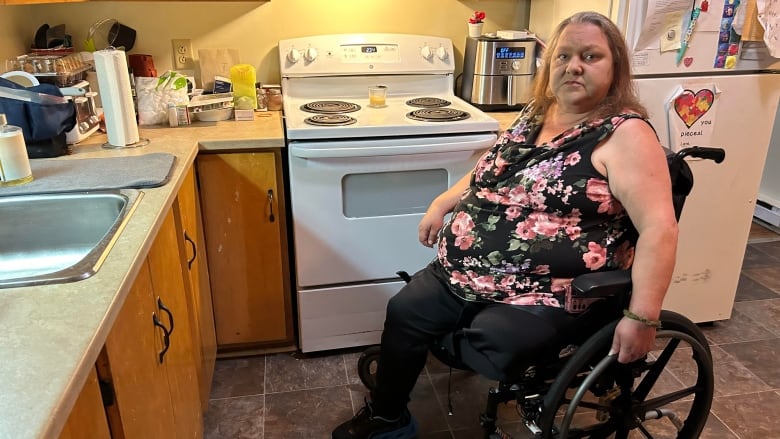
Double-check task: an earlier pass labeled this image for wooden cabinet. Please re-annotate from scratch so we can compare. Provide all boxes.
[58,367,111,439]
[3,0,262,4]
[97,209,203,438]
[97,260,174,438]
[147,209,203,436]
[197,151,295,350]
[173,166,217,410]
[3,0,85,4]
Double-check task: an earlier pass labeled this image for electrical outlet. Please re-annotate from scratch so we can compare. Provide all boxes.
[172,39,194,70]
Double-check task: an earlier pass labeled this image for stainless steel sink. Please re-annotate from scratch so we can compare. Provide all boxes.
[0,190,142,289]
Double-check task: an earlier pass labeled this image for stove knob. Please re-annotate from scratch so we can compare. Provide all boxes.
[305,47,318,62]
[420,45,433,60]
[287,48,302,64]
[435,46,449,61]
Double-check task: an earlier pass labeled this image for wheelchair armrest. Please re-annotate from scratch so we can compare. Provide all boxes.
[571,270,632,299]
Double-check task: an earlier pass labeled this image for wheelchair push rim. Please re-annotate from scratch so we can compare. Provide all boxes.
[539,311,714,439]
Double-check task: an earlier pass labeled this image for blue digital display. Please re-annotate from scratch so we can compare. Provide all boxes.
[362,46,378,53]
[496,47,526,59]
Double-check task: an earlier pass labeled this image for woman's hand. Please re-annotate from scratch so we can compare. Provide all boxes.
[418,209,445,247]
[609,317,657,363]
[418,171,474,247]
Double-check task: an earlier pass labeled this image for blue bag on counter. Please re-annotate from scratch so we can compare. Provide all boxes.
[0,77,76,158]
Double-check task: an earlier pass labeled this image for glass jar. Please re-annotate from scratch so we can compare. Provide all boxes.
[256,87,267,110]
[266,87,283,111]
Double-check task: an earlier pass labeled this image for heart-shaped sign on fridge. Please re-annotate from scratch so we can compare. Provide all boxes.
[674,89,715,128]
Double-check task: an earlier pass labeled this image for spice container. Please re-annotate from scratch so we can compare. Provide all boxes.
[255,82,267,111]
[265,85,283,111]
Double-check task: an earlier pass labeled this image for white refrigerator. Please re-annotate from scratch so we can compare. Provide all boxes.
[530,0,780,323]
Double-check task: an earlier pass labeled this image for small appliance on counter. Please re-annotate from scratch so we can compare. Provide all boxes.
[61,79,101,144]
[459,35,537,111]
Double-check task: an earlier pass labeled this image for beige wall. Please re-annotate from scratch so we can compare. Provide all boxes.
[1,0,529,87]
[0,6,31,60]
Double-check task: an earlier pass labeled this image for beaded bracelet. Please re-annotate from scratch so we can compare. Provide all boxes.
[623,309,662,328]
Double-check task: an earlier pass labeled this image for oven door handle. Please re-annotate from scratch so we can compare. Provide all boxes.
[289,135,497,159]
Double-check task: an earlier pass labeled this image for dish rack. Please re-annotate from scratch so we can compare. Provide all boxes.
[188,93,234,113]
[186,93,235,122]
[4,53,91,87]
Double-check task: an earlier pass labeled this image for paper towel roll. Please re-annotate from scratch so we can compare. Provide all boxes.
[93,48,140,147]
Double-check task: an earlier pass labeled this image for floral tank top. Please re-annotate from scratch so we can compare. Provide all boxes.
[435,105,645,309]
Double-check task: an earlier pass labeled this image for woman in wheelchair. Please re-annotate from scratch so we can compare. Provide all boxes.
[334,11,720,439]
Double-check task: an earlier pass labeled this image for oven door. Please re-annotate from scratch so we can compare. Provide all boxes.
[288,133,497,288]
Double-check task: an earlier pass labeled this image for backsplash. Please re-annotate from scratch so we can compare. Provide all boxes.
[0,0,529,86]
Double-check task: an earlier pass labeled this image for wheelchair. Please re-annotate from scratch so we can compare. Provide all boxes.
[357,146,726,438]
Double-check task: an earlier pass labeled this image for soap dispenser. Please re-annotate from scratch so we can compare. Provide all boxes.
[0,113,33,186]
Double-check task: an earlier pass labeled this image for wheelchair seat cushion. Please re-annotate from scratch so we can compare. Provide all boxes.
[436,299,621,382]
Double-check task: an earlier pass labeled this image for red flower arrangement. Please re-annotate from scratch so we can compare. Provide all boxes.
[469,11,486,24]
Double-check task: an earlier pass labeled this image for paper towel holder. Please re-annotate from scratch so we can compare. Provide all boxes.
[101,137,150,149]
[93,47,148,149]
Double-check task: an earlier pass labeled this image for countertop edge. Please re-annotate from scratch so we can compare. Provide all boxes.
[0,113,284,439]
[41,145,199,439]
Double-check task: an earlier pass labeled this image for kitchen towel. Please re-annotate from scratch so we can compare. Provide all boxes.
[93,48,141,147]
[0,153,175,197]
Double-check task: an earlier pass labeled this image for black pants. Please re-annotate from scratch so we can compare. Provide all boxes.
[371,263,578,417]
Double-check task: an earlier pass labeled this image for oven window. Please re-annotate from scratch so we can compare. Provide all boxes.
[342,169,448,218]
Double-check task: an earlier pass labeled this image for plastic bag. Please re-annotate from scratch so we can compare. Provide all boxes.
[136,71,189,126]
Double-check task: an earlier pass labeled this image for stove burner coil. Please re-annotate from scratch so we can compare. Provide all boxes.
[304,114,357,126]
[406,97,452,108]
[406,108,470,122]
[300,101,361,114]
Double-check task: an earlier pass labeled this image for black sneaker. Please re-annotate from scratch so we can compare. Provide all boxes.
[332,399,418,439]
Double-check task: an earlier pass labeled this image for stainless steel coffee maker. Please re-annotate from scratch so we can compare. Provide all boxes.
[459,36,537,111]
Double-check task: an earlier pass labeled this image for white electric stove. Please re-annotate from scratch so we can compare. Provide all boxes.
[279,34,500,352]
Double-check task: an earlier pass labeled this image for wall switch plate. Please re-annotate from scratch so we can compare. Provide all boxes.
[172,39,194,70]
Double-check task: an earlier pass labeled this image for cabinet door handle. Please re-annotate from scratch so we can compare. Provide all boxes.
[267,189,276,223]
[157,297,175,335]
[152,312,171,364]
[183,231,196,270]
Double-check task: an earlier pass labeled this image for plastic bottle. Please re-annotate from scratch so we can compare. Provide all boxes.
[0,114,33,186]
[230,64,257,110]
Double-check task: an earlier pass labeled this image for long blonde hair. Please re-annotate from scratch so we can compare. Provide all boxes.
[529,11,647,120]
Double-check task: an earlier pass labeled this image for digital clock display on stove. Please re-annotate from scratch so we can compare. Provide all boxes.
[495,47,526,59]
[361,46,379,53]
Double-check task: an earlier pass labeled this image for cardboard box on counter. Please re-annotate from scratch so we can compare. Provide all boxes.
[234,109,255,121]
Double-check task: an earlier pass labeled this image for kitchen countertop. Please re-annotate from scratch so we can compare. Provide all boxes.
[486,111,520,132]
[0,112,284,439]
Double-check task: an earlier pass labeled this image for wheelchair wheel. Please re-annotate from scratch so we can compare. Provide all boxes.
[358,345,382,391]
[539,310,714,439]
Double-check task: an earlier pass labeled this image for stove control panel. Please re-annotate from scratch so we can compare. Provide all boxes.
[341,43,400,63]
[280,33,455,77]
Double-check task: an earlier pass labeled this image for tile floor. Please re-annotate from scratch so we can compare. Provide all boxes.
[204,222,780,439]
